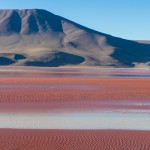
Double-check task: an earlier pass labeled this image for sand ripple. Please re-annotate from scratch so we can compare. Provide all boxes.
[0,129,150,150]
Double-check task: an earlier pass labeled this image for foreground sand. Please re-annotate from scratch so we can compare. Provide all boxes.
[0,129,150,150]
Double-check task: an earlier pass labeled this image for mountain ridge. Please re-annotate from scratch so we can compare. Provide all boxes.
[0,9,150,68]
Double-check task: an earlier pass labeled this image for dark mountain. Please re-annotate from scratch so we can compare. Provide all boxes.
[0,9,150,68]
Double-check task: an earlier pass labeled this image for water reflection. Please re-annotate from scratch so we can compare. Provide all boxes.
[0,67,150,78]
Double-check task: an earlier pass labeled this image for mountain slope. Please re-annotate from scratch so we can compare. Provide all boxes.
[0,9,150,68]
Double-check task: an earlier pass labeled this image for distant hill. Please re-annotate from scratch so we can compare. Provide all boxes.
[136,40,150,44]
[0,9,150,68]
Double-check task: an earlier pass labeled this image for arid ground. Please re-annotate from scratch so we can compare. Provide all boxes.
[0,129,150,150]
[0,67,150,150]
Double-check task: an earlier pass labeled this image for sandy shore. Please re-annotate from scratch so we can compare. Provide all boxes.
[0,129,150,150]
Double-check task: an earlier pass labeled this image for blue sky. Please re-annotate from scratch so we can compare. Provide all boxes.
[0,0,150,40]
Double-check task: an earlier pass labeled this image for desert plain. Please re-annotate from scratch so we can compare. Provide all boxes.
[0,67,150,150]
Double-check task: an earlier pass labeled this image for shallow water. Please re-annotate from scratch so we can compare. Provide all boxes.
[0,111,150,130]
[0,67,149,130]
[0,67,150,78]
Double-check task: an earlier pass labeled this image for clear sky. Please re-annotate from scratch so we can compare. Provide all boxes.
[0,0,150,40]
